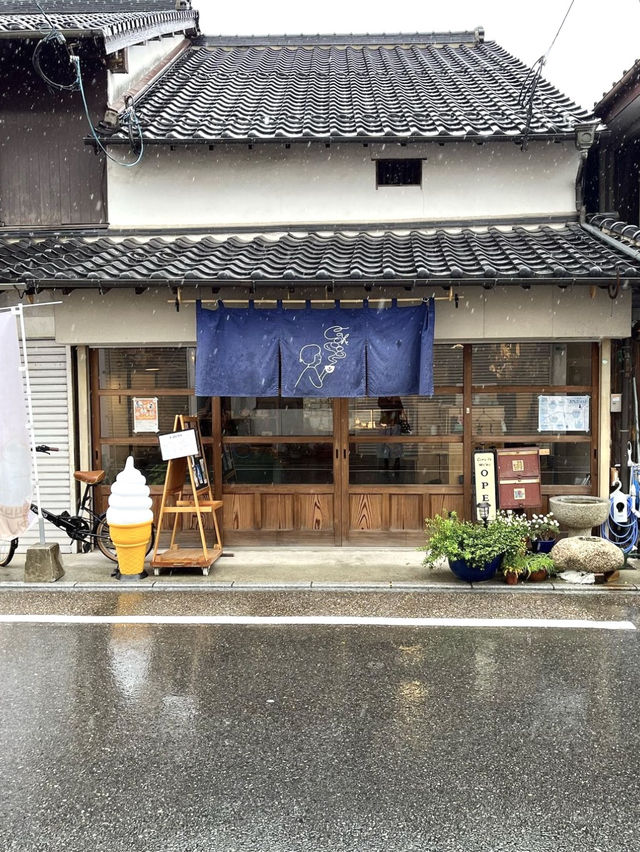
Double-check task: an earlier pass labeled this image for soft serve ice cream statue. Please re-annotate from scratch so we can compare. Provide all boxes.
[106,456,153,578]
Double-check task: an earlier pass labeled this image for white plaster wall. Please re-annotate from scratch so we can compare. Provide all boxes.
[107,36,186,105]
[107,140,581,229]
[0,296,56,338]
[52,285,630,346]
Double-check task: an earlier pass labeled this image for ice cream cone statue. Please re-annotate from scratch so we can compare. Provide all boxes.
[107,456,153,579]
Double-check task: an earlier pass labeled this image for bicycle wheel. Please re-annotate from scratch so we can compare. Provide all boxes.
[95,516,155,562]
[0,538,18,567]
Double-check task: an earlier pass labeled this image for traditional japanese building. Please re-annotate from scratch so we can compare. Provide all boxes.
[0,10,637,549]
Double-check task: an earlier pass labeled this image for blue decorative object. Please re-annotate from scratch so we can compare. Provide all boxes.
[531,539,555,554]
[448,553,504,583]
[195,299,435,398]
[195,301,280,396]
[279,305,366,397]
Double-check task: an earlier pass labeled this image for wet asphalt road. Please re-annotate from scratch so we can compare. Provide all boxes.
[1,589,640,852]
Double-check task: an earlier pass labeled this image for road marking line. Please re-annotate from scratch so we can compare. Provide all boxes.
[0,614,635,630]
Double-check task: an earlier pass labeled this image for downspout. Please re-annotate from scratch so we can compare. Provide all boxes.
[573,119,631,490]
[574,120,600,223]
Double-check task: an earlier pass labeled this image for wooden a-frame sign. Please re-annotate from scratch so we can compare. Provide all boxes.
[150,414,223,576]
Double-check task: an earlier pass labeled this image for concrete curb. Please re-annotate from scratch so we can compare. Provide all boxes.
[0,580,638,594]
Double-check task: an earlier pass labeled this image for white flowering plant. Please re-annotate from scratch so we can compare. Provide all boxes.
[526,512,560,541]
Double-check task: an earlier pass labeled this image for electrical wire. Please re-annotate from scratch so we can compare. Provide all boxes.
[73,55,145,168]
[517,0,576,150]
[32,32,79,91]
[33,0,56,30]
[29,1,144,167]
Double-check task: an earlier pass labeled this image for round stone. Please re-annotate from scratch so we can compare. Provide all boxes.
[551,535,624,574]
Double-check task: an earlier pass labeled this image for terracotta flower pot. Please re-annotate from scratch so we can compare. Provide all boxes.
[504,572,519,585]
[527,569,548,582]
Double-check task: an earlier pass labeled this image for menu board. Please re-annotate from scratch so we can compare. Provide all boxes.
[159,428,198,460]
[538,395,589,432]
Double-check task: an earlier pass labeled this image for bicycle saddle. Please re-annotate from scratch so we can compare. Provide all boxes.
[74,470,105,485]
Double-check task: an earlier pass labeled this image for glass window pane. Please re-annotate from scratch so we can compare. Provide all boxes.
[100,445,167,486]
[472,393,591,436]
[472,343,592,386]
[540,443,591,486]
[349,442,462,485]
[224,442,333,484]
[472,442,590,487]
[349,395,463,437]
[100,395,193,438]
[98,347,195,390]
[222,398,333,437]
[434,344,463,385]
[100,444,214,487]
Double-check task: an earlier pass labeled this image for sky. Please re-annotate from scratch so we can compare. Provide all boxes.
[195,0,640,111]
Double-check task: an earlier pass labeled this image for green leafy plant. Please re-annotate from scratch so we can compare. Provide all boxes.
[421,512,528,570]
[527,552,556,576]
[502,551,555,579]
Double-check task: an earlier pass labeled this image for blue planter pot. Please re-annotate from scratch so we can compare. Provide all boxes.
[531,539,555,554]
[448,553,504,583]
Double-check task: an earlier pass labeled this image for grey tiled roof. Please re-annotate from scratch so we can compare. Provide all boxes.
[111,34,590,143]
[0,2,178,11]
[0,224,636,287]
[0,8,198,53]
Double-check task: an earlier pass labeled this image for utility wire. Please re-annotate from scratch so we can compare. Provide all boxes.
[518,0,576,150]
[33,0,56,30]
[73,56,145,168]
[30,3,144,167]
[544,0,576,61]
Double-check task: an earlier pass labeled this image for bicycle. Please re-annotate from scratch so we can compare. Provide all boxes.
[0,445,156,567]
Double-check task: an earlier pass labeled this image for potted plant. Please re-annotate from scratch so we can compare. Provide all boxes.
[421,511,528,583]
[525,552,555,581]
[526,512,560,553]
[501,551,555,584]
[502,558,527,585]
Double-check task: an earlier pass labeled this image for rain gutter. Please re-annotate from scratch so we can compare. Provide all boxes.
[0,276,611,291]
[93,131,580,147]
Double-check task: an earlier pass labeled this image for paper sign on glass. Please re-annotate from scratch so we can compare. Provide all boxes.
[538,395,590,432]
[133,397,158,433]
[159,429,198,460]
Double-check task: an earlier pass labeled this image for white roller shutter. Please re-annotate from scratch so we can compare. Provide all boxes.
[18,341,75,553]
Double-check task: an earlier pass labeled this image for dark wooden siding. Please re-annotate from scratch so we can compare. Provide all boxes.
[0,40,107,227]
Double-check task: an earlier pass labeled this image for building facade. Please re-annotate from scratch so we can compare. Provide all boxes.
[0,13,637,548]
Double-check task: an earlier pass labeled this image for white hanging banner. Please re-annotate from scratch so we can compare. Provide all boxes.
[0,313,33,539]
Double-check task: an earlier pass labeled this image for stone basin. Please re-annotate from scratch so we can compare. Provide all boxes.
[548,495,610,538]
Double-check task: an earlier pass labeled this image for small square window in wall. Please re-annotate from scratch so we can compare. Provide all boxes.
[376,159,422,187]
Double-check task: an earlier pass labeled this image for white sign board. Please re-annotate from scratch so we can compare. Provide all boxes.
[473,451,497,522]
[538,395,590,432]
[158,428,198,461]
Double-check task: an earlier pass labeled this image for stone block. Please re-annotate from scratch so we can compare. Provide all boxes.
[552,536,624,574]
[24,543,64,583]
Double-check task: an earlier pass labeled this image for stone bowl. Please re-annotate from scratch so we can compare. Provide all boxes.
[548,495,610,537]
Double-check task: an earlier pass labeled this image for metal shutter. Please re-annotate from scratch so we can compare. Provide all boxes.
[18,341,75,553]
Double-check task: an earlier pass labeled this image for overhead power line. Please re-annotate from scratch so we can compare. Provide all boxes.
[30,3,144,167]
[518,0,576,150]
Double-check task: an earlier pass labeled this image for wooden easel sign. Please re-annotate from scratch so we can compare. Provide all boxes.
[151,414,223,577]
